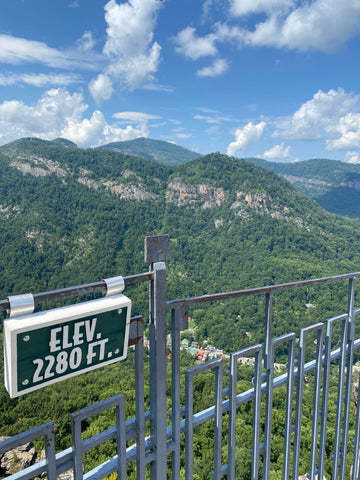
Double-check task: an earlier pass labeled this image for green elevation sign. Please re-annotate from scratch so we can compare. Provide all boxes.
[4,295,131,398]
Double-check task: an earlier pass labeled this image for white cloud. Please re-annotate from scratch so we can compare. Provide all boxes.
[261,143,291,160]
[141,82,175,92]
[0,88,149,148]
[0,89,87,143]
[173,27,218,60]
[201,0,215,22]
[76,31,96,51]
[113,111,161,122]
[0,34,99,70]
[61,110,149,146]
[89,74,114,104]
[345,151,360,164]
[275,88,360,140]
[195,107,219,114]
[196,58,229,77]
[326,113,360,151]
[177,0,360,70]
[194,113,233,124]
[243,0,360,52]
[175,133,192,139]
[0,72,82,87]
[227,121,266,156]
[168,118,182,125]
[230,0,292,16]
[102,0,162,90]
[270,88,360,154]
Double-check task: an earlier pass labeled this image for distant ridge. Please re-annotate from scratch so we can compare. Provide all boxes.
[245,157,360,219]
[99,137,201,166]
[51,137,78,148]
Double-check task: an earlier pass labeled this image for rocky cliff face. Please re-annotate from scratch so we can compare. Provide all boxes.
[341,180,360,191]
[0,439,37,476]
[11,155,69,177]
[0,439,74,480]
[166,179,227,208]
[284,174,360,192]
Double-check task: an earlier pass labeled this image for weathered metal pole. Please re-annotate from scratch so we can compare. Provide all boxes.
[146,235,170,480]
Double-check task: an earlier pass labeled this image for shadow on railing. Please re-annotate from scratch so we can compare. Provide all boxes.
[1,236,360,480]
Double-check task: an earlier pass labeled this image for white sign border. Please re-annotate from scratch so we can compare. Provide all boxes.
[4,294,131,398]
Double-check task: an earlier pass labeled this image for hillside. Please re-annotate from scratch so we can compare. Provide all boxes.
[99,137,201,165]
[246,157,360,218]
[1,137,360,478]
[0,137,359,342]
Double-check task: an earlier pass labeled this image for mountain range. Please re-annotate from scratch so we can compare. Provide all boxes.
[245,157,360,218]
[0,136,359,480]
[0,137,359,333]
[98,137,360,219]
[99,136,200,165]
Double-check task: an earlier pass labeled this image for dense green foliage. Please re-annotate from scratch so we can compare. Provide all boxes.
[99,136,201,166]
[246,156,360,218]
[0,138,360,478]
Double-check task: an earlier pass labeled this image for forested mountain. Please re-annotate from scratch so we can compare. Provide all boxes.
[246,157,360,218]
[1,137,360,478]
[0,137,360,327]
[100,136,200,165]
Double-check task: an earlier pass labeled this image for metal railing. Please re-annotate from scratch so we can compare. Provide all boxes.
[1,235,360,480]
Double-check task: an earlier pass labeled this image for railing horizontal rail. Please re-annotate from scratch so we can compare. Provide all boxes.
[1,235,360,480]
[29,332,360,480]
[0,271,153,313]
[167,271,360,309]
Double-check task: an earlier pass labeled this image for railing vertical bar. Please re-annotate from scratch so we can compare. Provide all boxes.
[228,345,262,480]
[213,361,223,480]
[72,411,84,480]
[228,352,238,480]
[263,355,274,480]
[264,291,273,369]
[185,359,222,479]
[282,335,295,480]
[351,373,360,480]
[333,312,348,478]
[292,328,306,480]
[263,292,274,480]
[319,314,347,479]
[252,348,263,480]
[171,308,182,479]
[185,370,194,480]
[309,324,324,479]
[117,397,127,480]
[149,261,168,480]
[0,423,57,480]
[340,278,356,480]
[40,423,56,480]
[135,317,146,480]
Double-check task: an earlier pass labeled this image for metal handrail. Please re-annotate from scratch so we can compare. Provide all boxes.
[0,271,153,314]
[167,271,360,309]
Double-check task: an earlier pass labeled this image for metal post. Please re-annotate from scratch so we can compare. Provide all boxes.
[145,236,170,480]
[171,307,182,479]
[309,325,324,480]
[263,291,273,480]
[281,334,295,480]
[333,314,348,477]
[351,372,360,480]
[228,345,262,480]
[135,317,146,480]
[318,314,347,480]
[339,278,356,479]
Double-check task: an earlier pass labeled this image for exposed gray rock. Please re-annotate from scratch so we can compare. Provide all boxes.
[166,179,227,208]
[0,438,37,476]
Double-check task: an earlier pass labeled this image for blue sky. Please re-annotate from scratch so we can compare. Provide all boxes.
[1,0,360,163]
